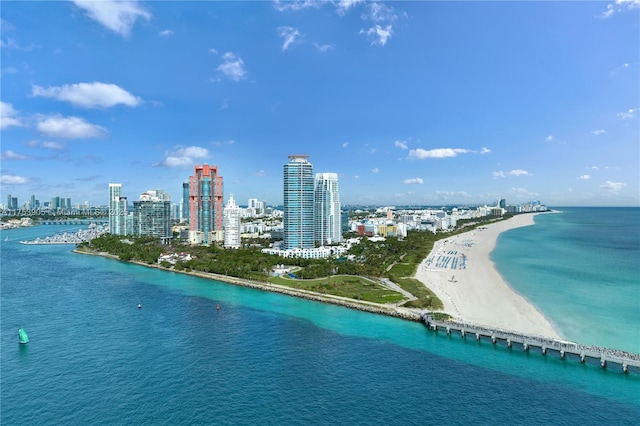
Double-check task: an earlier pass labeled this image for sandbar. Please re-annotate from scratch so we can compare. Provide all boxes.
[414,213,561,339]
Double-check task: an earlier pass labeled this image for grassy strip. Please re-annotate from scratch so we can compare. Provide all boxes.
[392,277,443,310]
[270,275,404,304]
[387,262,416,277]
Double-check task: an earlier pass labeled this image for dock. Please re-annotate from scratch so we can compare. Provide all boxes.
[422,313,640,374]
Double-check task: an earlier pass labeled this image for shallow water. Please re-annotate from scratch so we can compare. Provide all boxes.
[2,220,639,424]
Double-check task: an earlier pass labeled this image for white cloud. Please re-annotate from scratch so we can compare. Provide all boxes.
[73,0,151,37]
[156,145,210,168]
[494,169,531,178]
[277,26,303,51]
[31,82,142,108]
[578,175,591,180]
[600,180,626,191]
[617,107,639,120]
[360,2,399,46]
[480,147,491,154]
[546,135,555,142]
[372,167,379,173]
[335,0,364,15]
[365,2,397,23]
[273,0,362,15]
[342,142,349,148]
[0,174,31,184]
[37,114,107,139]
[159,29,174,37]
[360,25,392,46]
[27,140,65,150]
[0,101,23,129]
[216,52,247,82]
[256,170,266,177]
[272,0,323,12]
[599,0,640,18]
[408,148,470,159]
[403,177,423,184]
[590,129,606,136]
[313,42,333,53]
[209,48,219,55]
[394,140,407,150]
[0,150,29,160]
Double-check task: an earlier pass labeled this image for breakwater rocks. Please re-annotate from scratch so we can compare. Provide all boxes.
[73,249,423,322]
[156,267,424,322]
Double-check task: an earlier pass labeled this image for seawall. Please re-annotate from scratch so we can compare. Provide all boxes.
[73,249,423,322]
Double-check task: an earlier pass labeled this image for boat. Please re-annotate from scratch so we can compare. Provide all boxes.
[18,327,29,344]
[137,304,142,309]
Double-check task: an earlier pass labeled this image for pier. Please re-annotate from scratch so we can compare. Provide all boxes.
[422,313,640,374]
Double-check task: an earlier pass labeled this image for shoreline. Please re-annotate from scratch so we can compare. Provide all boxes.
[73,249,423,322]
[414,213,562,339]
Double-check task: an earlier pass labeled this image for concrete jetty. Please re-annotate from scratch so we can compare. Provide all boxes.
[422,313,640,374]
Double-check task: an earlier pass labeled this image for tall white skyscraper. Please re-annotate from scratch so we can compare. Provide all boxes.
[223,195,242,248]
[109,183,127,235]
[314,173,342,245]
[283,155,315,250]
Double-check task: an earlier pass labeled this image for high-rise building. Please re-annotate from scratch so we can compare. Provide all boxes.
[30,195,36,209]
[189,164,223,245]
[50,196,60,211]
[133,190,172,244]
[181,181,190,223]
[6,194,11,210]
[109,183,127,235]
[283,155,315,250]
[314,172,342,245]
[247,198,265,217]
[223,195,242,249]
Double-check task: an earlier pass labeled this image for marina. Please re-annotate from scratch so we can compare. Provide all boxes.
[19,225,107,245]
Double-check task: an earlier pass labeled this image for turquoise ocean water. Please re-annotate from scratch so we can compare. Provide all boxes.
[492,207,640,354]
[1,208,639,424]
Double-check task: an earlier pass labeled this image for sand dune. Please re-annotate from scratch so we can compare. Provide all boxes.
[414,213,561,339]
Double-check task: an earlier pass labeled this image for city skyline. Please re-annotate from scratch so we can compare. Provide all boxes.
[1,1,638,207]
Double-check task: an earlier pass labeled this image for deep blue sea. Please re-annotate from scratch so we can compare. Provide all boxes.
[2,208,639,425]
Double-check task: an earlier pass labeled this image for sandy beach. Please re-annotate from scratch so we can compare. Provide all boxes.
[415,214,561,339]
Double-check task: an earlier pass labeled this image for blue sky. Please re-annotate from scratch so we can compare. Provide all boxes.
[1,1,638,208]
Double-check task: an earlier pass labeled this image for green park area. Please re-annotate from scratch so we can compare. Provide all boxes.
[77,214,510,311]
[270,273,404,305]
